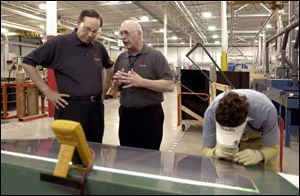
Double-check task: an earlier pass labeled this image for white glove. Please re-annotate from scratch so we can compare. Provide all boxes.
[213,145,237,160]
[233,149,264,165]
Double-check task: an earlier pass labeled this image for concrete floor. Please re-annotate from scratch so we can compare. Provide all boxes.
[1,91,299,175]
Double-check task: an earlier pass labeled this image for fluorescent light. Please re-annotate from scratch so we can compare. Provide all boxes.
[180,42,185,44]
[208,26,216,31]
[114,31,119,35]
[171,36,177,40]
[159,28,164,33]
[212,34,218,39]
[254,40,258,43]
[202,12,212,18]
[214,40,220,44]
[39,3,46,10]
[140,16,149,22]
[1,28,8,33]
[266,24,272,29]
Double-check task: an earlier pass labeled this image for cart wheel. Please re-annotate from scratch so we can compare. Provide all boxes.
[182,124,186,131]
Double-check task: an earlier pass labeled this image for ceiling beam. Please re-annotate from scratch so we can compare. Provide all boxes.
[132,1,191,43]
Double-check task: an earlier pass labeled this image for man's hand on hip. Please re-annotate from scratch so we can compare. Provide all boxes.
[43,88,69,109]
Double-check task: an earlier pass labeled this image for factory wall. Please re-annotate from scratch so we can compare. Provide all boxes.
[6,35,258,71]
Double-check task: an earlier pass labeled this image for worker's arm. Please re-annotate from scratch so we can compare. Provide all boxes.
[141,78,174,92]
[234,106,280,167]
[102,67,114,99]
[233,145,279,167]
[21,63,69,108]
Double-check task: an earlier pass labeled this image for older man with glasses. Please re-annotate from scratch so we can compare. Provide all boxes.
[112,20,174,151]
[21,9,114,163]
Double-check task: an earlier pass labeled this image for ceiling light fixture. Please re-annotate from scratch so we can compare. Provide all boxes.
[212,34,218,39]
[171,36,178,40]
[1,28,8,33]
[39,4,46,10]
[202,12,212,18]
[208,26,216,31]
[140,16,149,22]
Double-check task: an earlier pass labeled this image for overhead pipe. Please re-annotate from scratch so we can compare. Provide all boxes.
[1,20,43,33]
[179,1,207,42]
[174,1,207,43]
[252,11,275,44]
[265,20,299,78]
[234,4,249,13]
[260,3,272,13]
[1,6,46,22]
[133,1,190,43]
[266,21,299,43]
[2,6,118,44]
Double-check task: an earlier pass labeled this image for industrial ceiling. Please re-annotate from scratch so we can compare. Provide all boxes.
[1,1,298,48]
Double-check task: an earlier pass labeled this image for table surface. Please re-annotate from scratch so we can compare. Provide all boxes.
[1,139,299,195]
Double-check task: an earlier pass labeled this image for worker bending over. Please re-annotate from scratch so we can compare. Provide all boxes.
[202,89,279,172]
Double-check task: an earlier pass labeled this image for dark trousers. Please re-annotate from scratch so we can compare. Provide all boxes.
[54,100,104,164]
[118,104,164,150]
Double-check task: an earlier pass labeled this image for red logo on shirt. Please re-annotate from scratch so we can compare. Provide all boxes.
[138,60,147,67]
[94,53,100,61]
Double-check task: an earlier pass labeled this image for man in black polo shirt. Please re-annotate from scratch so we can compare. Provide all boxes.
[112,20,174,150]
[21,9,113,145]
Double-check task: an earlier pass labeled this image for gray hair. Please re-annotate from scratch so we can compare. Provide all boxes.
[121,20,143,33]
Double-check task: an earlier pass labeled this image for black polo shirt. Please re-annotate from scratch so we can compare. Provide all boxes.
[23,30,113,96]
[114,44,173,108]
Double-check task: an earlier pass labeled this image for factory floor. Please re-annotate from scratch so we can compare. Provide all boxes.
[1,91,299,175]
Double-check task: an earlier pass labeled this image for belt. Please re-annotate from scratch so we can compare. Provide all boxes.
[66,95,101,102]
[121,104,161,111]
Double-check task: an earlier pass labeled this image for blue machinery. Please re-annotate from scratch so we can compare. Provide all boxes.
[254,20,299,147]
[254,79,299,147]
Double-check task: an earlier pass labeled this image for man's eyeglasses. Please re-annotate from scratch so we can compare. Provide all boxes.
[80,22,102,35]
[119,30,140,38]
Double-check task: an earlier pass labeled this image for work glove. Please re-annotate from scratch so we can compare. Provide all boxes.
[213,145,238,160]
[233,149,264,165]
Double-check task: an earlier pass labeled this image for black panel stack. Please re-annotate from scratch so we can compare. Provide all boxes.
[180,69,249,120]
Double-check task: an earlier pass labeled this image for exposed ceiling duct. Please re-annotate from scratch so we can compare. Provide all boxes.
[174,1,207,43]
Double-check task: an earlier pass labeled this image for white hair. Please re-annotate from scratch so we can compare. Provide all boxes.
[121,20,143,33]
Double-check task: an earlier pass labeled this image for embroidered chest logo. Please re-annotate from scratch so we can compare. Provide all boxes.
[138,60,147,67]
[94,53,101,62]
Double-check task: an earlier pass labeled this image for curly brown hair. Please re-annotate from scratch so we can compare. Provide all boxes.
[215,91,249,127]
